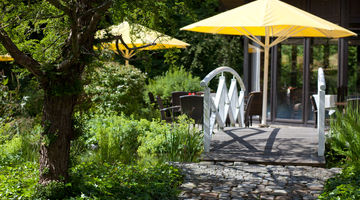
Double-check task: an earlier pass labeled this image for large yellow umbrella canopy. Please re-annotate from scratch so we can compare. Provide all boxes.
[97,21,189,65]
[181,0,357,126]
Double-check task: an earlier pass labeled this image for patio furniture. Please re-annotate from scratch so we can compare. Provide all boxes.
[310,95,318,128]
[171,91,188,112]
[180,95,203,124]
[312,94,337,115]
[244,92,262,127]
[156,96,179,123]
[346,97,360,110]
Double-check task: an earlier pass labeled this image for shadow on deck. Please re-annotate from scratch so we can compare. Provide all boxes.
[201,126,325,167]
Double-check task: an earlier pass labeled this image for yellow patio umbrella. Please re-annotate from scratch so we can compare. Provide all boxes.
[96,21,189,65]
[181,0,357,126]
[0,54,14,62]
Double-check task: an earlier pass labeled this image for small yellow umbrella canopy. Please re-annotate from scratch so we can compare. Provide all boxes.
[181,0,357,126]
[96,21,189,65]
[0,54,14,62]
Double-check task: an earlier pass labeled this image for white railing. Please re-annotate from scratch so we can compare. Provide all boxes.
[317,68,326,156]
[201,67,246,152]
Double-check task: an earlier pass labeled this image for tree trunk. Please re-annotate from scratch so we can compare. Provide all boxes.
[39,90,78,184]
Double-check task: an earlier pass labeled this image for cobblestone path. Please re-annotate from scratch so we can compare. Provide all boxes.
[171,161,341,200]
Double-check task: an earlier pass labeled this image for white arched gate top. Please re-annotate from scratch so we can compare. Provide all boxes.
[201,66,246,152]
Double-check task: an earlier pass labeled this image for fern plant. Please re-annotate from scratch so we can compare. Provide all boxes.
[328,104,360,165]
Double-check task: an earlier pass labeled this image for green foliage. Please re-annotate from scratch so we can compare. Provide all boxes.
[82,115,147,164]
[0,1,67,64]
[146,67,202,100]
[110,0,241,80]
[0,68,43,122]
[0,75,20,121]
[319,166,360,200]
[34,180,69,200]
[138,115,203,162]
[0,118,41,164]
[0,161,38,199]
[78,114,203,164]
[84,62,147,118]
[69,162,183,200]
[327,104,360,166]
[0,160,182,200]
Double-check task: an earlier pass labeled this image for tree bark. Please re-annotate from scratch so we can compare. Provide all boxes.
[39,87,78,184]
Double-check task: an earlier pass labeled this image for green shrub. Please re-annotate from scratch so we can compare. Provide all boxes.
[138,115,203,162]
[84,62,147,118]
[34,180,69,200]
[0,160,183,200]
[69,162,183,200]
[327,104,360,166]
[0,161,38,199]
[146,67,203,100]
[319,165,360,199]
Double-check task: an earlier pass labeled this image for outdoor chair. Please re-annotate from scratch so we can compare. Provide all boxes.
[156,96,178,123]
[171,91,188,114]
[180,95,203,125]
[310,95,318,128]
[244,92,262,127]
[171,91,189,106]
[346,98,360,112]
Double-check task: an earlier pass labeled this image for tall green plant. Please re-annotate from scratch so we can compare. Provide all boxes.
[328,104,360,166]
[146,67,202,100]
[85,115,147,164]
[138,115,203,162]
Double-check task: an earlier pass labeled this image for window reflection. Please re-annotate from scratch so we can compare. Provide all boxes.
[276,39,304,120]
[348,39,360,97]
[308,38,338,121]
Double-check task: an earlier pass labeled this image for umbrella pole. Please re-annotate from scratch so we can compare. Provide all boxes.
[261,34,270,126]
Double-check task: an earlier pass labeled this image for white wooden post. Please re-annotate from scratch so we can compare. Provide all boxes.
[239,90,245,127]
[203,87,211,152]
[317,68,326,156]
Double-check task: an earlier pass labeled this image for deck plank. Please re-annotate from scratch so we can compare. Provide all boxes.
[201,126,325,166]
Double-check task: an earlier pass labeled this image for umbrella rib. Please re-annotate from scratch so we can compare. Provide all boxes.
[118,46,126,57]
[273,25,296,37]
[128,50,136,57]
[315,28,331,38]
[269,26,295,47]
[214,27,226,34]
[233,27,265,47]
[270,26,306,47]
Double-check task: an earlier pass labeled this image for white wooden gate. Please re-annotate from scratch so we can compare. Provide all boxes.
[201,67,246,152]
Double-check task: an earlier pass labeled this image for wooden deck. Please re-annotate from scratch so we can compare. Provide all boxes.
[201,126,326,167]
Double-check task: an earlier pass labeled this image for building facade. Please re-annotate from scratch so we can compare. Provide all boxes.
[221,0,360,125]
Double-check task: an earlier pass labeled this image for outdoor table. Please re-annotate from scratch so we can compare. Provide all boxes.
[313,94,337,115]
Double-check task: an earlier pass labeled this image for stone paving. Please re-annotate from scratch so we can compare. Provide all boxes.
[171,161,341,200]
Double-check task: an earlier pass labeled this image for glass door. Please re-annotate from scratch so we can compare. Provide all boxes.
[348,39,360,97]
[275,39,304,121]
[308,38,338,122]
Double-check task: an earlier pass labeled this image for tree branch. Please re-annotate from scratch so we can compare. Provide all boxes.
[94,35,123,44]
[46,0,71,15]
[81,1,113,18]
[82,1,112,41]
[0,29,45,82]
[116,34,156,51]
